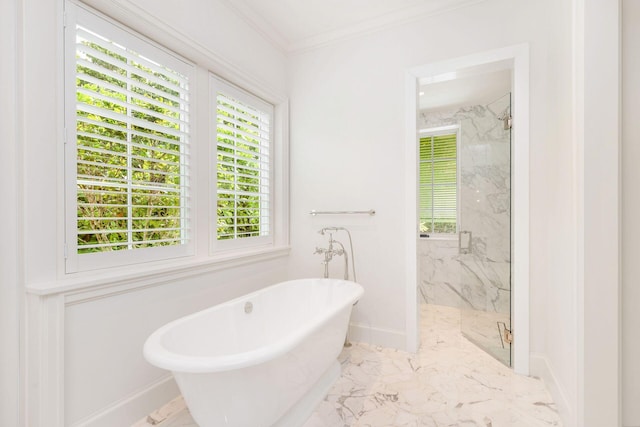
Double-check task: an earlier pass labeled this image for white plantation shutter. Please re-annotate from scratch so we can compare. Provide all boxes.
[419,131,458,235]
[212,77,273,248]
[65,3,195,271]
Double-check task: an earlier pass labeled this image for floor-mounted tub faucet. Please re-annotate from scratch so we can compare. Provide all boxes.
[314,232,345,278]
[314,227,358,347]
[315,228,355,281]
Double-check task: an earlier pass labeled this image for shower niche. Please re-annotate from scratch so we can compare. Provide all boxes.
[417,67,512,367]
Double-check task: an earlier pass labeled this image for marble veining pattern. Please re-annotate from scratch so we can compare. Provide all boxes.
[418,97,511,313]
[133,305,561,427]
[418,95,512,364]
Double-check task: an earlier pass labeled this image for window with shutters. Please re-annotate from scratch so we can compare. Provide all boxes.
[212,77,273,250]
[418,129,458,236]
[64,2,288,273]
[64,3,195,272]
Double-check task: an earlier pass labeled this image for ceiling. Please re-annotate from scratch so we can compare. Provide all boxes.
[419,69,512,111]
[221,0,508,109]
[221,0,484,52]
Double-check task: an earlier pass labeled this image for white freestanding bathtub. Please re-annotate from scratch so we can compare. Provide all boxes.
[143,278,363,427]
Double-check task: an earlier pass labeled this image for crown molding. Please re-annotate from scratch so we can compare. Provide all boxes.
[218,0,289,53]
[222,0,487,54]
[290,0,487,53]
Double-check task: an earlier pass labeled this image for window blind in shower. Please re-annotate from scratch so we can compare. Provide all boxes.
[213,77,273,247]
[419,132,458,234]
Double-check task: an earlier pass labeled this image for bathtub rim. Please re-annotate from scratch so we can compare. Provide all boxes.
[143,278,363,373]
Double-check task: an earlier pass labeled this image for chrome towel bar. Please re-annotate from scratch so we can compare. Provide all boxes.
[309,209,376,216]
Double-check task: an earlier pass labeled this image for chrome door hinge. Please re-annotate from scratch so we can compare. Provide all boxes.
[498,113,512,130]
[497,321,513,346]
[503,327,513,344]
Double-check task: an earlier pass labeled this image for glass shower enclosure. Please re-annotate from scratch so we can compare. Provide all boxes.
[458,93,512,366]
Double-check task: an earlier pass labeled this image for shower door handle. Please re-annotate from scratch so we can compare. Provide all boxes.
[459,230,472,254]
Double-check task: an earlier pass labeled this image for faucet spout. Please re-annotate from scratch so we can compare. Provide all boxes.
[315,227,357,282]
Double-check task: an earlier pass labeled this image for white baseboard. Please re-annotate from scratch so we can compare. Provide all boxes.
[71,374,179,427]
[530,353,574,427]
[348,322,406,350]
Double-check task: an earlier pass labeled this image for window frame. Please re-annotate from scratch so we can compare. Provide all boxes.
[63,2,197,273]
[61,0,289,277]
[210,75,275,253]
[418,124,460,239]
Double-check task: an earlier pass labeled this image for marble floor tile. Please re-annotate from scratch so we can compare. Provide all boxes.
[131,396,190,427]
[133,305,562,427]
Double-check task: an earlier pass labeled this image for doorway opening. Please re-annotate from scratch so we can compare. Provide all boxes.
[404,45,530,374]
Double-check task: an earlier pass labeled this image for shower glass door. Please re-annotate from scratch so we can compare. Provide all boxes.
[458,93,512,366]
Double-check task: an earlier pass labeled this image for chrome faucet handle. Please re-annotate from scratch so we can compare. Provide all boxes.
[314,247,325,254]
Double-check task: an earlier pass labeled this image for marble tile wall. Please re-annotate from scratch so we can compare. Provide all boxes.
[418,96,511,317]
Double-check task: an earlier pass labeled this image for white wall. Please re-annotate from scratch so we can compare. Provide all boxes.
[622,1,640,425]
[62,262,288,425]
[287,0,577,419]
[533,0,577,423]
[0,0,24,426]
[20,0,289,425]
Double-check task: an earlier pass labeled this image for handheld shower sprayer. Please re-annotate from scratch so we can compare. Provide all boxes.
[319,226,344,235]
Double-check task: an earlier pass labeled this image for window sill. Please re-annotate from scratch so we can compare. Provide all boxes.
[26,246,291,298]
[417,235,457,241]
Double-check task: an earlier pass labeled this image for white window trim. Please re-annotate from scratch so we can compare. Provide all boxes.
[418,124,460,239]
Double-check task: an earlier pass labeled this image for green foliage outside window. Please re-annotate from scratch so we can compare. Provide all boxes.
[216,94,269,241]
[75,32,187,253]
